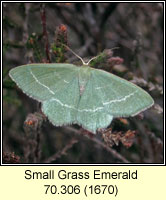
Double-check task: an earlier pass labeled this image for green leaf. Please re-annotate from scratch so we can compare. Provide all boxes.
[9,63,154,133]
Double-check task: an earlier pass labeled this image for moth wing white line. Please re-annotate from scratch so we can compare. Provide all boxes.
[9,63,78,102]
[76,71,113,133]
[42,73,80,126]
[92,68,154,117]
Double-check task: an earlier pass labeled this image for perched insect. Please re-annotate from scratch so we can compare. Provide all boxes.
[9,46,154,133]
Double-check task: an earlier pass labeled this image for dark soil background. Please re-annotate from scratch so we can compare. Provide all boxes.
[3,2,164,164]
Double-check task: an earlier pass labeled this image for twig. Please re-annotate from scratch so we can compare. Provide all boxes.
[40,4,51,62]
[50,4,85,44]
[22,3,31,44]
[100,3,118,29]
[65,127,130,163]
[34,130,41,163]
[44,138,78,163]
[92,137,130,163]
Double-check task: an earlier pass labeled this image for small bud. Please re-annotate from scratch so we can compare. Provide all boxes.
[108,57,124,67]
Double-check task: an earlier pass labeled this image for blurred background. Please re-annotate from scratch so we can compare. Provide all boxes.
[3,2,164,164]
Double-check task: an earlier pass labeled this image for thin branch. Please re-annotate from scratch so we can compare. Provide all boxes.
[65,127,130,163]
[100,3,118,29]
[40,4,51,62]
[92,137,130,163]
[50,4,85,44]
[44,138,78,163]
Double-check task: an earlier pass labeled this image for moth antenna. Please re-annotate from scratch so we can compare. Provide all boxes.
[86,56,98,65]
[110,47,120,51]
[63,44,87,65]
[86,47,120,65]
[63,45,119,66]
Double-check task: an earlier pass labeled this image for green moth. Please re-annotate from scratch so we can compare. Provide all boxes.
[9,51,154,133]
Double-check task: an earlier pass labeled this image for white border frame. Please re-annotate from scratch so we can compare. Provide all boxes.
[1,1,165,166]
